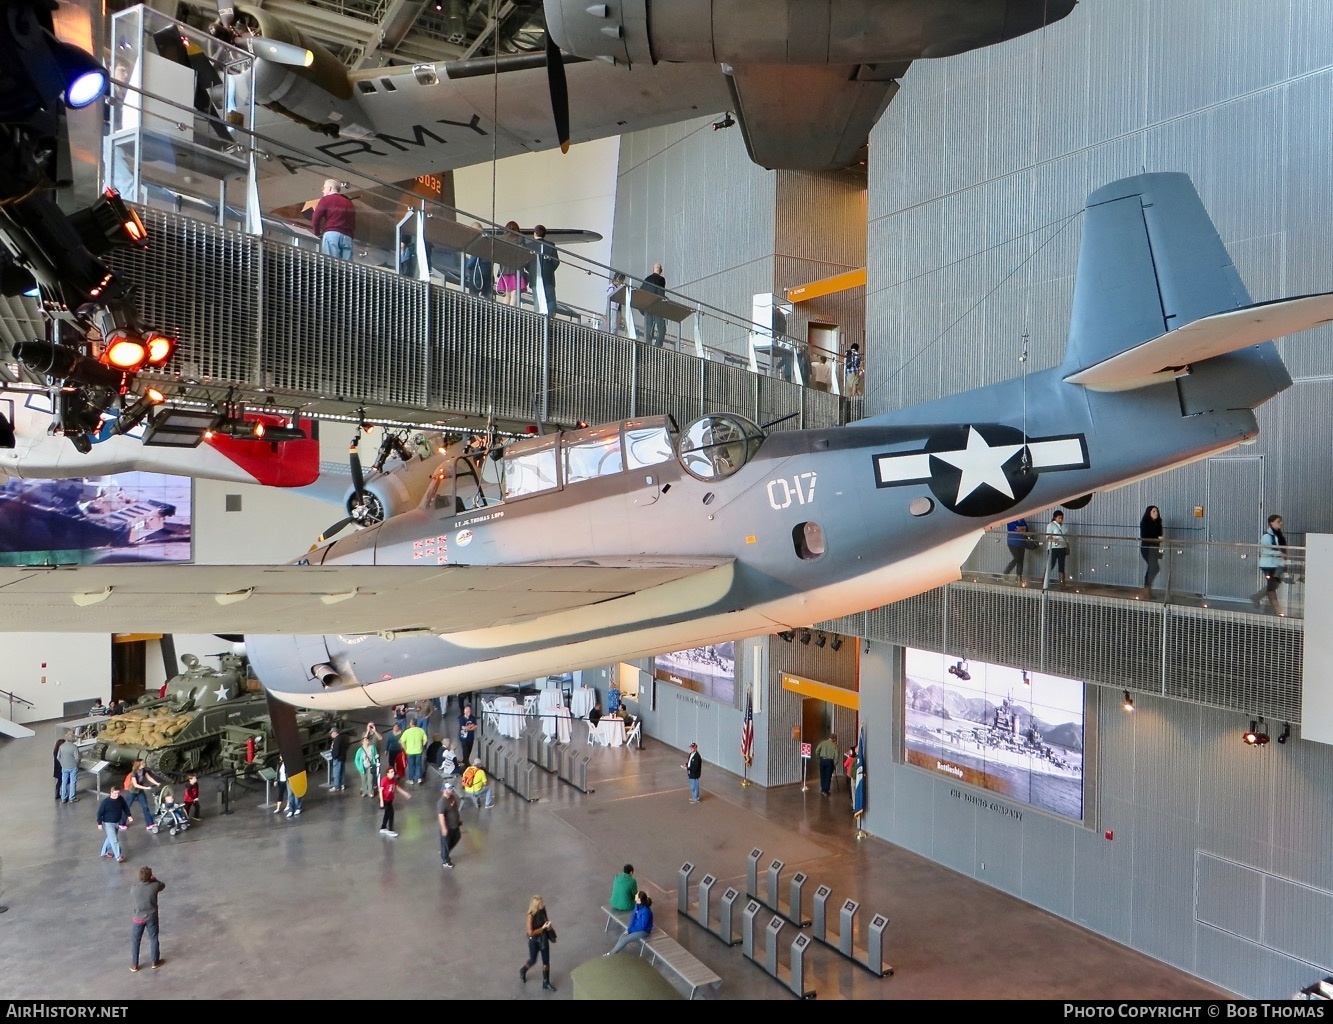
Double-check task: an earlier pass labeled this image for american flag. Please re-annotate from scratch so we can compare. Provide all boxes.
[741,692,754,767]
[852,725,866,819]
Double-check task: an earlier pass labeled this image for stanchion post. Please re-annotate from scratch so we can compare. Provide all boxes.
[789,870,810,927]
[838,898,860,958]
[790,932,815,998]
[866,913,893,976]
[763,915,785,978]
[765,858,784,910]
[677,861,695,917]
[746,848,762,898]
[719,887,740,944]
[812,884,832,942]
[741,899,761,960]
[697,873,716,928]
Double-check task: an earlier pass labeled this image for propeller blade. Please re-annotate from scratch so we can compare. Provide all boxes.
[348,435,366,495]
[317,516,355,544]
[546,34,571,155]
[243,37,315,68]
[266,691,308,799]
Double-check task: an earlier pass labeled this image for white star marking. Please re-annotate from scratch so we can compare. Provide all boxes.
[931,427,1024,502]
[214,684,231,702]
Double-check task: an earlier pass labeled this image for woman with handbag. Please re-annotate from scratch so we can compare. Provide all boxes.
[519,894,556,991]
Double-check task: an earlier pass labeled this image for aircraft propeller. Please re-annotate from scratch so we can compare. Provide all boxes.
[265,690,309,799]
[213,4,314,68]
[316,420,384,542]
[545,33,572,154]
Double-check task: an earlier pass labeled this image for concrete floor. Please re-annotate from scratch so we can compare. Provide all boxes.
[0,712,1233,1001]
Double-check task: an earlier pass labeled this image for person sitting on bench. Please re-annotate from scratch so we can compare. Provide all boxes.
[606,891,653,955]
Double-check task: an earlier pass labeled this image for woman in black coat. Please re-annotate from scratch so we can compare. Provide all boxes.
[1139,505,1164,597]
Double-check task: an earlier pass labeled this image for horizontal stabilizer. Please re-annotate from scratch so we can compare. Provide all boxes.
[1065,292,1333,392]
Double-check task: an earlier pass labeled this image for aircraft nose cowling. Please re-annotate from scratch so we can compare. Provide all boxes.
[1002,0,1078,42]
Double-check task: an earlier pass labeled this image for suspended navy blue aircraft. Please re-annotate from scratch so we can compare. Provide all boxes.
[3,173,1329,797]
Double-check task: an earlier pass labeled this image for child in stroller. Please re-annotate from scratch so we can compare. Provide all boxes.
[153,786,191,836]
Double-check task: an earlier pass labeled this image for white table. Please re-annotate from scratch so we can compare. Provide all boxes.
[571,686,597,719]
[538,688,564,713]
[491,696,527,739]
[542,703,572,743]
[589,718,627,747]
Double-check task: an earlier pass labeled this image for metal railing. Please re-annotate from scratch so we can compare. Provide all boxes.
[0,688,35,723]
[962,529,1307,619]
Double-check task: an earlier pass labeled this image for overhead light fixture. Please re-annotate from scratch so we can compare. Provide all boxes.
[863,641,870,654]
[144,331,175,366]
[52,39,110,108]
[141,406,222,448]
[66,189,149,255]
[1022,670,1031,687]
[712,112,735,131]
[102,329,147,371]
[815,632,826,648]
[1243,719,1270,746]
[947,659,971,681]
[829,635,842,652]
[1122,690,1134,712]
[799,629,812,645]
[1277,723,1291,745]
[777,630,795,643]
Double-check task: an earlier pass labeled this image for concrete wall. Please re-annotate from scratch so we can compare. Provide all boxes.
[4,634,111,725]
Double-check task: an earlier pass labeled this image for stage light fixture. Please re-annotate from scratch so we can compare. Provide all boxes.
[144,331,175,366]
[829,635,842,652]
[1022,670,1031,687]
[777,630,795,643]
[1277,723,1291,745]
[815,632,826,648]
[1122,690,1134,712]
[67,190,149,256]
[1243,719,1270,746]
[110,388,165,436]
[52,39,109,108]
[799,629,812,645]
[13,339,124,391]
[947,659,971,681]
[102,329,147,371]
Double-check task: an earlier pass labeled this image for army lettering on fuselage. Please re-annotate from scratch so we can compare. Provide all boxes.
[314,115,489,165]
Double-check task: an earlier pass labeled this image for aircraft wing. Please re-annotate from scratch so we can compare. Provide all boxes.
[0,558,730,635]
[725,63,906,171]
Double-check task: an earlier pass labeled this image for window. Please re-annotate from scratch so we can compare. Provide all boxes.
[794,521,825,560]
[677,414,764,482]
[501,439,560,499]
[624,421,674,470]
[564,426,623,485]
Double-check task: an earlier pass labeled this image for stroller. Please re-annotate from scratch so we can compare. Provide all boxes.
[152,786,191,837]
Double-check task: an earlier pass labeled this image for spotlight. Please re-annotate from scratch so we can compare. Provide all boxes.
[52,39,109,109]
[1122,690,1134,712]
[815,633,826,648]
[777,630,795,643]
[13,340,124,390]
[102,329,147,371]
[144,331,175,367]
[712,112,736,131]
[1277,723,1291,745]
[799,630,812,645]
[863,641,870,654]
[66,190,149,256]
[1243,719,1270,746]
[829,635,842,652]
[110,388,165,436]
[947,659,971,681]
[1022,670,1030,687]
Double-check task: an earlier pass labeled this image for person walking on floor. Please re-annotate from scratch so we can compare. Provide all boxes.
[57,732,80,803]
[461,758,494,808]
[844,341,864,396]
[437,781,462,869]
[129,865,166,972]
[354,735,380,797]
[378,767,410,837]
[311,178,355,261]
[1003,516,1032,583]
[279,757,301,817]
[642,263,667,347]
[53,737,65,801]
[606,891,654,955]
[328,726,350,792]
[97,785,132,862]
[1251,513,1288,616]
[1139,505,1164,597]
[815,733,840,796]
[125,759,161,830]
[682,742,702,803]
[519,894,556,991]
[1046,510,1070,586]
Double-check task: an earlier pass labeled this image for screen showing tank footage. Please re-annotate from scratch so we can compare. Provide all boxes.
[0,472,192,565]
[903,647,1085,822]
[653,642,736,704]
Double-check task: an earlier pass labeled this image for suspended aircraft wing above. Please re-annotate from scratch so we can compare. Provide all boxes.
[0,558,731,635]
[725,63,904,171]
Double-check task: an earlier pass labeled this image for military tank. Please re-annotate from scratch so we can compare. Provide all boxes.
[90,652,338,782]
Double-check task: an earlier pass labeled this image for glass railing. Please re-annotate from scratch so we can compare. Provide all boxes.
[81,5,857,399]
[962,529,1306,619]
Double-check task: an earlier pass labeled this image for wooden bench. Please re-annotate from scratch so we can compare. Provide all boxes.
[599,905,722,999]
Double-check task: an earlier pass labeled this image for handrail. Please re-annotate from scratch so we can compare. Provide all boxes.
[1,688,35,724]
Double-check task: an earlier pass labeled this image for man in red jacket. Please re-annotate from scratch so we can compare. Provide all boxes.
[312,179,356,261]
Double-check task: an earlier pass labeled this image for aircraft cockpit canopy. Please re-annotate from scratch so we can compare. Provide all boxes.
[676,414,764,482]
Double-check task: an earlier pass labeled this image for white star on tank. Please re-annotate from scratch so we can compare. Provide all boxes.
[931,426,1024,502]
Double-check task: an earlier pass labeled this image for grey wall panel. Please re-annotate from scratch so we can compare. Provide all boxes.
[1019,809,1074,917]
[859,640,897,837]
[1196,853,1264,943]
[888,754,936,858]
[1071,801,1133,942]
[1268,734,1333,893]
[1193,924,1284,999]
[1131,704,1201,824]
[928,777,977,876]
[1263,875,1333,971]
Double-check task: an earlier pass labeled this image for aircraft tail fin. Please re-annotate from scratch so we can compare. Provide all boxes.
[1061,173,1249,377]
[1060,172,1298,407]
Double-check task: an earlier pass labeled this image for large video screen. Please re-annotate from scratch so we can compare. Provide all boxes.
[903,647,1085,822]
[0,472,192,566]
[653,642,736,704]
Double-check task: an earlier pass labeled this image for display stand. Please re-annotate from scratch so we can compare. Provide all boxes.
[630,290,695,350]
[319,749,334,789]
[606,283,630,336]
[86,760,111,797]
[257,767,278,809]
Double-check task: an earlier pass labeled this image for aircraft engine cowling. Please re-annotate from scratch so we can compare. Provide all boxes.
[235,6,364,133]
[344,471,416,527]
[543,0,1075,67]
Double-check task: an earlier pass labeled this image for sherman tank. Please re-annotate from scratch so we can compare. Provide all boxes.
[90,652,338,782]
